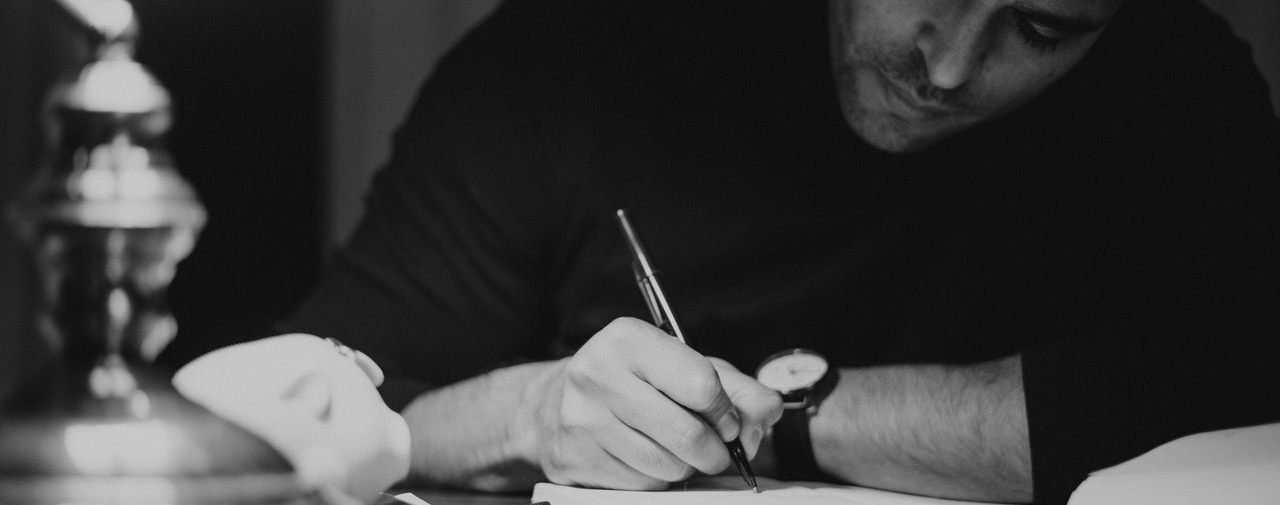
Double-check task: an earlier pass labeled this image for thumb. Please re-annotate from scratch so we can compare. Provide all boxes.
[713,406,742,443]
[710,358,783,458]
[696,370,742,443]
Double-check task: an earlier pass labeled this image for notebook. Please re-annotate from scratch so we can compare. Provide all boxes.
[531,422,1280,505]
[532,476,1001,505]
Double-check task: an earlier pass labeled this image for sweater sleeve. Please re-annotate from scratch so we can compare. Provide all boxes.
[278,0,562,411]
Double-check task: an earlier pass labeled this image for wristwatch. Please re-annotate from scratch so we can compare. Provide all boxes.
[756,348,838,481]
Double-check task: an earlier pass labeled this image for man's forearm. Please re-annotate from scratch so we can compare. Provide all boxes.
[399,359,564,492]
[811,355,1031,503]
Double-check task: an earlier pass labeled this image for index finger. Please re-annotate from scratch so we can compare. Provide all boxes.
[609,319,742,442]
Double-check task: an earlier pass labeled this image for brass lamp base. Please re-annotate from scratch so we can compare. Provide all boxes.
[0,357,315,505]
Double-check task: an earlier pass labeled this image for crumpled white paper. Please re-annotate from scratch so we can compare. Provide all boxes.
[173,334,411,504]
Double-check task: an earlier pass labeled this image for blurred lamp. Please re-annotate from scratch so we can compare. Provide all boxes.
[0,2,318,504]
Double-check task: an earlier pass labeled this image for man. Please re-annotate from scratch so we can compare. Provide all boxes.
[267,0,1280,503]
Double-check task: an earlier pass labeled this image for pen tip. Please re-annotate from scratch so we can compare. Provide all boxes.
[752,486,760,494]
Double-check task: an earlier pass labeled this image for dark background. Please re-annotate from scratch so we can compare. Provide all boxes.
[132,0,325,366]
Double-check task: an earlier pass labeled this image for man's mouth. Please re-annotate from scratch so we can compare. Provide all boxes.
[875,70,962,119]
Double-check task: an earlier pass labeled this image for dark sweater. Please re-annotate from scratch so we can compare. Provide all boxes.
[284,0,1280,502]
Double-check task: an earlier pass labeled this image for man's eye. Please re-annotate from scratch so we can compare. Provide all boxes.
[1011,11,1068,52]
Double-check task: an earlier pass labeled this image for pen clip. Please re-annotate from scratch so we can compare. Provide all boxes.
[638,277,675,335]
[635,273,658,319]
[616,208,687,344]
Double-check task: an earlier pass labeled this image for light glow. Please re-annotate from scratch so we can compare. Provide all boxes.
[72,60,168,114]
[59,0,135,40]
[64,420,180,475]
[78,140,163,200]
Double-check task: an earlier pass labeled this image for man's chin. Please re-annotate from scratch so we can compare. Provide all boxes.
[847,112,954,154]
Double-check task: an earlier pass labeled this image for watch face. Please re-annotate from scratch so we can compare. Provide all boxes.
[756,350,829,394]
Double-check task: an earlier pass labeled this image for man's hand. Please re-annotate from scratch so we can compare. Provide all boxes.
[173,334,411,504]
[519,317,782,490]
[397,317,781,491]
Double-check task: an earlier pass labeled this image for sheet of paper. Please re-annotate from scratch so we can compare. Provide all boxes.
[532,423,1280,505]
[392,492,433,505]
[532,476,1001,505]
[375,492,434,505]
[1067,422,1280,505]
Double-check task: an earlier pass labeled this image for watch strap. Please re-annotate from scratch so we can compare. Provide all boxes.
[773,405,823,481]
[774,368,838,481]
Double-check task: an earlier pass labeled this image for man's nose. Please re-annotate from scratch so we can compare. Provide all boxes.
[914,8,991,90]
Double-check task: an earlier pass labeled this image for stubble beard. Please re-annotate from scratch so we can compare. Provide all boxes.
[827,1,981,153]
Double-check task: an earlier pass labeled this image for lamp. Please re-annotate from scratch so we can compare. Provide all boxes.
[0,2,317,504]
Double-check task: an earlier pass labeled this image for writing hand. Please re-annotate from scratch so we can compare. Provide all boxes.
[522,318,782,490]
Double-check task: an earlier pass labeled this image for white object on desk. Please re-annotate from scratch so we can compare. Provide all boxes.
[173,334,411,504]
[391,492,434,505]
[531,423,1280,505]
[532,476,1001,505]
[1067,422,1280,505]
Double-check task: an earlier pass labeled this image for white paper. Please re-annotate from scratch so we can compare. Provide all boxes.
[532,476,1001,505]
[1068,422,1280,505]
[531,423,1280,505]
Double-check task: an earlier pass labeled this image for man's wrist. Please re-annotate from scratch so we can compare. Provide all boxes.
[400,359,563,491]
[508,359,567,467]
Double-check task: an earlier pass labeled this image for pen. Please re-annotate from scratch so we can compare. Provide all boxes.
[614,208,759,494]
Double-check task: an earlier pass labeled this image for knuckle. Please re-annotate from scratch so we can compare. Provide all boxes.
[669,418,710,455]
[563,355,614,393]
[681,365,725,412]
[563,355,594,384]
[633,448,686,482]
[577,318,649,368]
[603,317,648,340]
[558,403,589,430]
[558,392,602,432]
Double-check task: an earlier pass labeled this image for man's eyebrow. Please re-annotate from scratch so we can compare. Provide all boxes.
[1013,6,1109,33]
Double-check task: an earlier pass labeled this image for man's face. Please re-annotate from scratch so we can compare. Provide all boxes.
[829,0,1121,152]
